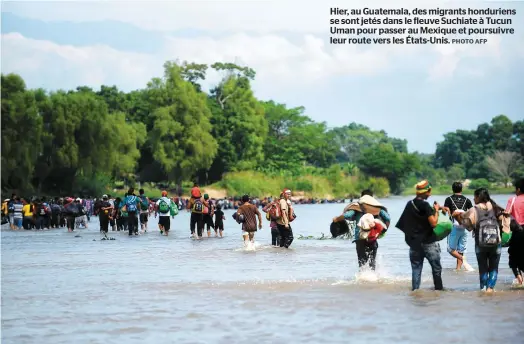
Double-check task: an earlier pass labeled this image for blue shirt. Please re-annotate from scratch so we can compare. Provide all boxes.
[344,209,391,241]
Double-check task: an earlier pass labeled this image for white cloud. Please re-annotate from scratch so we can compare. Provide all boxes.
[1,32,161,90]
[3,0,522,86]
[1,32,403,92]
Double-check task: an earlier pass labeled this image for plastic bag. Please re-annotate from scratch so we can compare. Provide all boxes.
[434,211,453,241]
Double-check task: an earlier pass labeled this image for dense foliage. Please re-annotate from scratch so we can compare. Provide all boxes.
[1,61,522,197]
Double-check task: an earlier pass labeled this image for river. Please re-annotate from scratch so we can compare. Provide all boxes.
[1,195,522,344]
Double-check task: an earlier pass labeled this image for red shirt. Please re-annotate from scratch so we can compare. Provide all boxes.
[506,195,524,225]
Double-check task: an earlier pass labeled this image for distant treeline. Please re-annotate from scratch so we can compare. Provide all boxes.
[2,61,523,197]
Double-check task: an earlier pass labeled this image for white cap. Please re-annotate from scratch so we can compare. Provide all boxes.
[75,198,81,201]
[102,194,108,199]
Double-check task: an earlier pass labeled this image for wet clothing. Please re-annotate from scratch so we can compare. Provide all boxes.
[476,245,501,289]
[277,224,294,248]
[410,242,443,291]
[190,213,204,237]
[203,200,214,231]
[214,209,224,231]
[397,198,442,291]
[460,202,504,289]
[344,208,390,270]
[159,216,171,232]
[271,228,280,246]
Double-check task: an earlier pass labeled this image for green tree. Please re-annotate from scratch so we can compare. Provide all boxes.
[357,143,420,194]
[148,62,217,184]
[1,74,43,192]
[206,62,267,181]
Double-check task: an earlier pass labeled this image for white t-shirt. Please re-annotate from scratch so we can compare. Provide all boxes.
[156,197,171,217]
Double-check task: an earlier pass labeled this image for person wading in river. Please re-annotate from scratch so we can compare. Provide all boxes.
[505,178,524,285]
[236,194,262,247]
[453,188,510,292]
[332,189,391,271]
[444,182,474,271]
[122,188,140,236]
[276,189,296,248]
[396,180,444,291]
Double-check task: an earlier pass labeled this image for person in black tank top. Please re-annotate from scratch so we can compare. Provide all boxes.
[444,182,474,271]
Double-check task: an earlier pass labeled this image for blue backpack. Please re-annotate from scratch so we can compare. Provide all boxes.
[126,196,138,212]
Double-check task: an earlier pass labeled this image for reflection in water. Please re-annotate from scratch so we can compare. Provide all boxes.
[1,196,522,344]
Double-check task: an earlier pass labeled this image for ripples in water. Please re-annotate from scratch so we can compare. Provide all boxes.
[2,199,523,343]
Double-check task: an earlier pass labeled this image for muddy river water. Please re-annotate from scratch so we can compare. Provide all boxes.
[2,195,522,344]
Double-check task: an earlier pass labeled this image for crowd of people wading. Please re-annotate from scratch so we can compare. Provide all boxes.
[2,178,523,292]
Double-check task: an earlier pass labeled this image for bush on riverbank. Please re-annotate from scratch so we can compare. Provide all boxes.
[212,171,390,199]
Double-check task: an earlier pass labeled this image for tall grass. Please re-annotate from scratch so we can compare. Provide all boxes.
[213,171,390,199]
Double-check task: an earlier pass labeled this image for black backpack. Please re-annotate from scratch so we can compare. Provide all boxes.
[38,204,47,216]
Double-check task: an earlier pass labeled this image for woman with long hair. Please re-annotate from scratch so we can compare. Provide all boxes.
[454,188,510,292]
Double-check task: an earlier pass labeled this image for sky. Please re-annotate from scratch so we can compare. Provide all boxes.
[1,0,523,153]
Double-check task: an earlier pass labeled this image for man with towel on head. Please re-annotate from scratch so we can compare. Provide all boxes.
[332,190,391,271]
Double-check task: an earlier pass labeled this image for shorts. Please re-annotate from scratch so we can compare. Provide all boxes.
[215,221,224,230]
[9,214,14,223]
[140,213,148,224]
[14,218,22,227]
[447,225,468,254]
[159,216,171,231]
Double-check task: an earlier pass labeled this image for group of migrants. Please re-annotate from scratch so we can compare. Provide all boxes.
[330,178,524,292]
[1,196,93,231]
[3,178,523,291]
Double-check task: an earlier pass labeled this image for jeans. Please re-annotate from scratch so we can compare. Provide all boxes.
[409,242,443,291]
[356,240,378,270]
[475,245,501,290]
[277,224,294,248]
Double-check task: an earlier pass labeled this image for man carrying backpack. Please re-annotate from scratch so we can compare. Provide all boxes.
[187,194,207,239]
[122,188,140,236]
[444,182,474,271]
[139,189,150,233]
[155,190,178,236]
[276,189,296,249]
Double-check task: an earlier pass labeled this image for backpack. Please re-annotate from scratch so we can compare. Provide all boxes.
[192,199,204,214]
[126,196,137,212]
[268,201,282,221]
[51,204,61,214]
[158,198,170,214]
[476,207,501,248]
[140,196,149,211]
